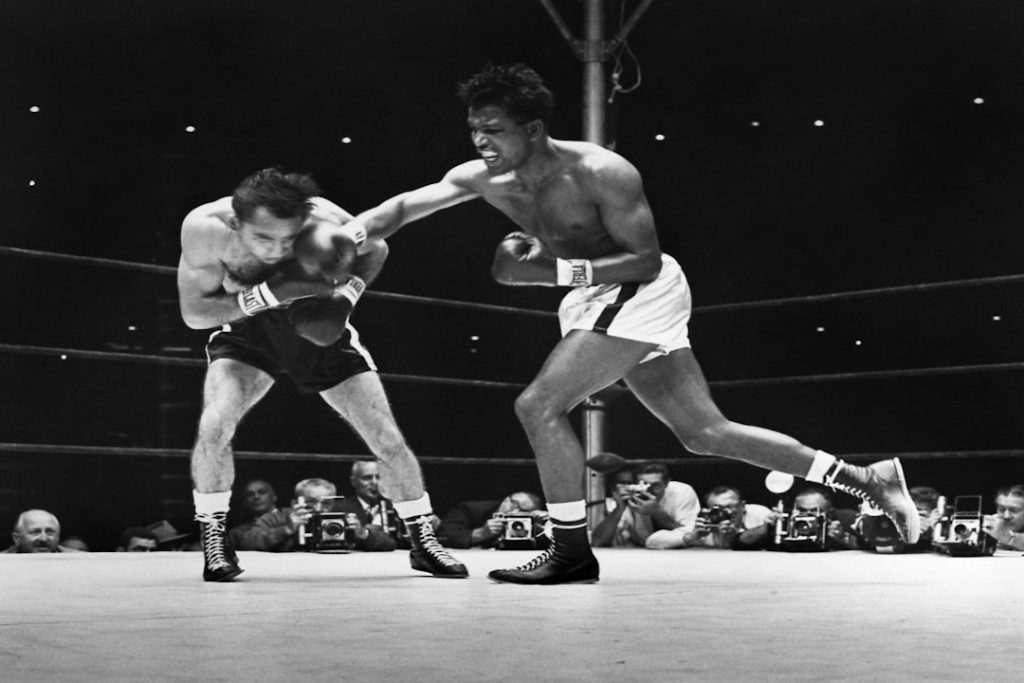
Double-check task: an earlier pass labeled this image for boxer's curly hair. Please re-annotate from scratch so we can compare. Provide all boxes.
[232,167,320,222]
[457,63,554,125]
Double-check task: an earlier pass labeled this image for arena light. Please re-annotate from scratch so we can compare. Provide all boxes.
[185,125,196,133]
[654,133,665,141]
[815,326,825,333]
[974,97,985,104]
[341,136,352,144]
[750,121,761,127]
[28,180,36,187]
[813,120,825,127]
[854,340,863,346]
[29,105,40,113]
[992,315,1002,322]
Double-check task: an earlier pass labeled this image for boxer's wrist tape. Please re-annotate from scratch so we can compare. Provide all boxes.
[237,282,280,316]
[556,258,593,287]
[335,275,366,305]
[338,221,367,246]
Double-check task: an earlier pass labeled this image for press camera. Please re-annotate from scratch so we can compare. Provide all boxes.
[698,505,734,526]
[772,506,829,552]
[932,495,997,557]
[623,482,650,496]
[297,495,352,552]
[492,512,537,541]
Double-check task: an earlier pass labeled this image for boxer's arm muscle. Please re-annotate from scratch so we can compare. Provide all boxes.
[177,211,244,329]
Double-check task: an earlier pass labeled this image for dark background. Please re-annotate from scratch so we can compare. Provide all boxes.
[1,0,1023,550]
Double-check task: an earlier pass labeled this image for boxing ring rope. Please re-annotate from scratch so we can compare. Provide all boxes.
[3,244,1024,470]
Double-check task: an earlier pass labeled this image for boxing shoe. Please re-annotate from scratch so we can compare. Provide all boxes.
[406,516,468,578]
[826,458,921,544]
[488,543,600,585]
[196,512,243,582]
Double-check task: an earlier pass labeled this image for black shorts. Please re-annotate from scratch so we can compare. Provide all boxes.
[206,308,377,393]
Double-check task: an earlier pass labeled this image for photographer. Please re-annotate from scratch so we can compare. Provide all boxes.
[592,464,698,549]
[680,486,775,550]
[438,492,548,550]
[983,484,1024,552]
[769,486,860,551]
[334,461,403,552]
[235,478,333,552]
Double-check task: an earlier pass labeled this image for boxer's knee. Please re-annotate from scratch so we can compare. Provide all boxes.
[677,420,732,456]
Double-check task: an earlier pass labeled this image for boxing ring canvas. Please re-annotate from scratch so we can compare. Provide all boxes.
[2,548,1020,682]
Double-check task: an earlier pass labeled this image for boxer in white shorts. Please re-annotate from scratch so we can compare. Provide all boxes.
[558,253,691,364]
[309,63,920,584]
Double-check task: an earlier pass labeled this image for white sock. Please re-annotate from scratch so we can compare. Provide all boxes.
[804,450,837,483]
[394,493,432,519]
[193,489,231,516]
[547,500,586,523]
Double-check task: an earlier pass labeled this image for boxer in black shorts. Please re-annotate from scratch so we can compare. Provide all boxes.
[178,167,466,581]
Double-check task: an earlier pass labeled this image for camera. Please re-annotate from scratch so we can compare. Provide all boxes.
[297,496,352,552]
[772,507,828,552]
[698,505,733,526]
[932,495,997,557]
[493,512,536,541]
[623,482,650,496]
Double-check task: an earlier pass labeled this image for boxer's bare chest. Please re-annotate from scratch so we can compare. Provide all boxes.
[219,239,270,293]
[483,172,611,258]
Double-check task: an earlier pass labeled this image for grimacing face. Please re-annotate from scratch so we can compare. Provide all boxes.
[467,104,537,176]
[234,206,304,264]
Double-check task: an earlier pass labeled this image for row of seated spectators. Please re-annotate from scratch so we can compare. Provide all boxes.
[4,461,1023,554]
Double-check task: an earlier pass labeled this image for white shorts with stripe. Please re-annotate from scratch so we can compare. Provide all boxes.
[557,254,692,364]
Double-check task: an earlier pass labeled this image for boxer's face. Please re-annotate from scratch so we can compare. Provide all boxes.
[235,206,304,264]
[468,105,539,175]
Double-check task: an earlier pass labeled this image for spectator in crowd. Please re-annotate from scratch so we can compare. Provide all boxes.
[591,464,698,549]
[3,509,81,553]
[235,477,334,552]
[146,520,195,551]
[230,479,283,549]
[335,461,402,552]
[680,485,776,549]
[116,527,159,552]
[779,486,860,551]
[983,484,1024,552]
[61,536,90,552]
[603,468,637,515]
[439,491,548,550]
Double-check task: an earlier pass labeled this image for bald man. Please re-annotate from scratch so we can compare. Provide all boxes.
[3,509,81,553]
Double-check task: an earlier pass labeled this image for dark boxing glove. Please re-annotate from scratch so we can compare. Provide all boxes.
[237,260,336,317]
[293,222,364,282]
[289,275,366,346]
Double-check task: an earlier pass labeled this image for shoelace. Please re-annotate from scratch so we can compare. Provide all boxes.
[196,513,230,568]
[509,546,555,573]
[824,460,874,502]
[416,520,460,567]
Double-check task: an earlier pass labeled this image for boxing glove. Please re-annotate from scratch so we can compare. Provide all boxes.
[237,260,335,317]
[288,276,366,346]
[293,222,361,281]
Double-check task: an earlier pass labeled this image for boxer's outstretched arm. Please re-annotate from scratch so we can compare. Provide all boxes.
[348,162,482,246]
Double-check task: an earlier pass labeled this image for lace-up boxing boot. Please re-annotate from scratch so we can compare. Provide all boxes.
[487,540,599,585]
[196,512,243,582]
[407,516,468,578]
[825,457,921,544]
